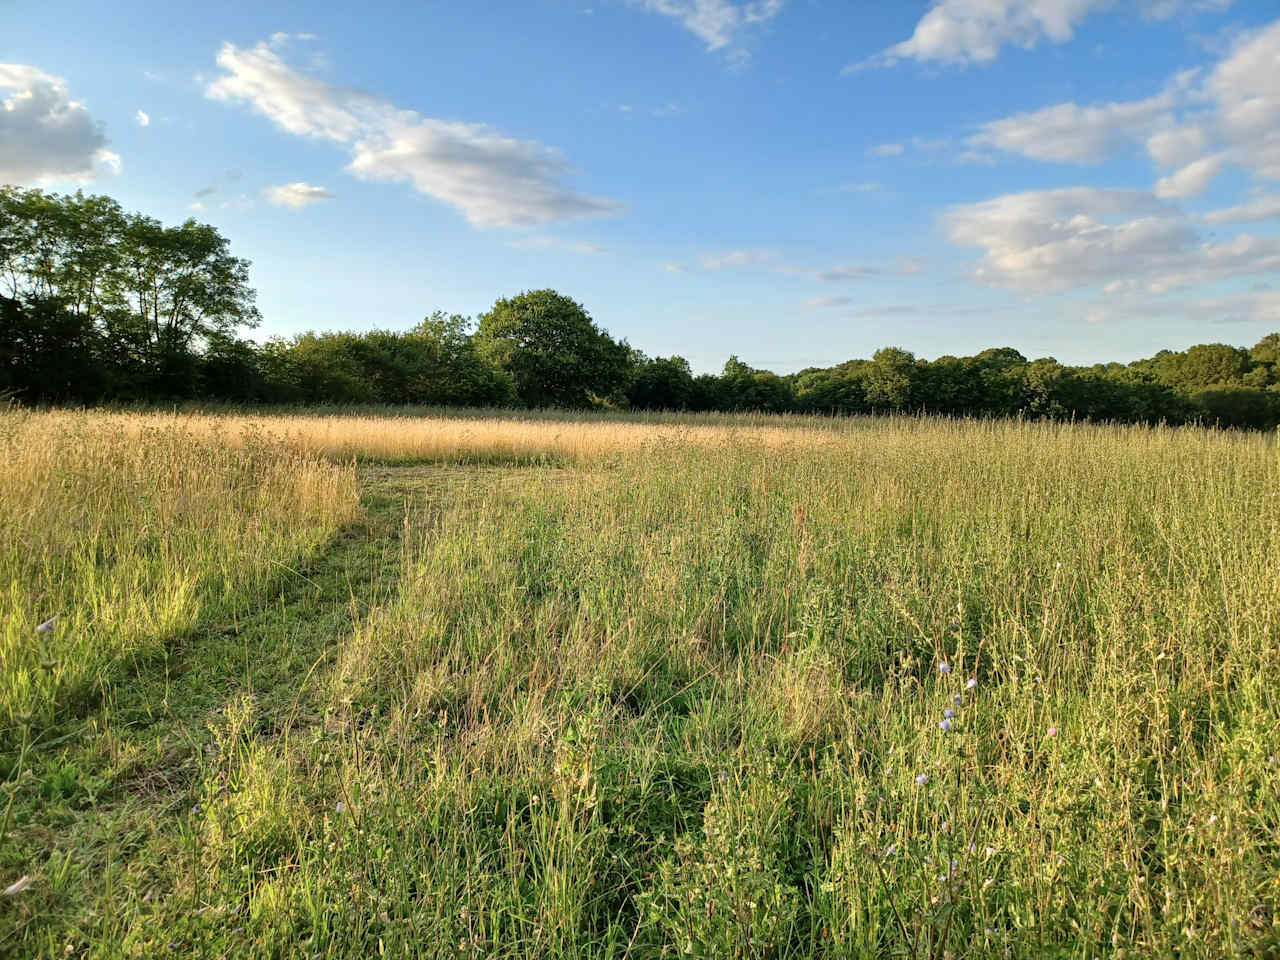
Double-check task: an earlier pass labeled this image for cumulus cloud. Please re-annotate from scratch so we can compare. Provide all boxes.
[0,63,119,184]
[965,18,1280,188]
[205,39,620,227]
[633,0,785,54]
[850,0,1233,71]
[265,181,335,208]
[1206,17,1280,179]
[945,186,1280,295]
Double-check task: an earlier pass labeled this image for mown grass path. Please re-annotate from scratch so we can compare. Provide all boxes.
[0,465,450,959]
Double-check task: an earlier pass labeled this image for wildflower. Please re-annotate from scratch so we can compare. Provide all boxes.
[1034,674,1042,684]
[984,846,996,857]
[966,677,977,690]
[335,801,346,813]
[984,927,995,936]
[36,616,57,634]
[953,694,963,706]
[939,718,952,732]
[190,803,202,817]
[968,843,977,855]
[1047,727,1058,738]
[938,662,952,674]
[944,708,956,719]
[718,769,728,783]
[885,844,897,856]
[915,773,928,786]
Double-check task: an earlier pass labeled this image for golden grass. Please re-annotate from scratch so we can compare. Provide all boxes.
[0,409,358,733]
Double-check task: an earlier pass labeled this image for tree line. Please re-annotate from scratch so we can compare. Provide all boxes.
[4,186,1278,429]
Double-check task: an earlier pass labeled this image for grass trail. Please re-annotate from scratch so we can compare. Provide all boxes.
[0,465,464,958]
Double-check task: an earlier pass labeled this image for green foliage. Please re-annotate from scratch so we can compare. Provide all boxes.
[2,186,1278,429]
[476,289,631,408]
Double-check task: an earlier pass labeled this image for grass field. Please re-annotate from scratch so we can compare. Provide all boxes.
[1,408,1277,958]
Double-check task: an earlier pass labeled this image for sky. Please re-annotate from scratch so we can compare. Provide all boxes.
[3,0,1280,373]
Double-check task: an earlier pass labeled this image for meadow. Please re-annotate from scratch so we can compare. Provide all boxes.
[0,407,1277,958]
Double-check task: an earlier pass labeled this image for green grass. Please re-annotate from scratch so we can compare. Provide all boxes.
[1,411,1278,958]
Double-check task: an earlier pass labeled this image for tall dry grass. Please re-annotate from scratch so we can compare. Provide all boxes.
[0,409,357,737]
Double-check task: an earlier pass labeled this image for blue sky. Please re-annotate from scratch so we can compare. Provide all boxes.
[4,0,1279,372]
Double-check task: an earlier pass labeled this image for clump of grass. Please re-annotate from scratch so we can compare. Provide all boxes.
[0,409,357,740]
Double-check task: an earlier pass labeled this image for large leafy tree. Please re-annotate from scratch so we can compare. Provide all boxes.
[475,289,630,407]
[0,186,260,400]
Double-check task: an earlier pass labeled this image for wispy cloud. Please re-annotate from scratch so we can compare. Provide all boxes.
[848,0,1233,72]
[206,38,621,227]
[701,248,778,269]
[135,109,150,127]
[264,181,335,208]
[633,0,785,58]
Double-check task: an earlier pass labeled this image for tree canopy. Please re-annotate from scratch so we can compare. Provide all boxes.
[2,186,1278,430]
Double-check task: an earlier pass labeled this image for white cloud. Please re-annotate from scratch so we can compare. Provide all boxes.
[1085,289,1280,326]
[206,39,619,227]
[265,181,335,208]
[0,63,119,184]
[1205,17,1280,180]
[851,0,1233,70]
[701,248,777,269]
[1146,123,1209,167]
[634,0,784,54]
[970,88,1179,163]
[135,109,150,127]
[945,186,1280,295]
[900,256,927,274]
[1153,152,1227,198]
[868,142,905,157]
[964,18,1280,187]
[1203,193,1280,223]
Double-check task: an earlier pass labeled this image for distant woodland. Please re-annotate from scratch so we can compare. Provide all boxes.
[4,187,1278,429]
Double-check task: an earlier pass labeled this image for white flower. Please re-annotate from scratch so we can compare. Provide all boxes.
[966,677,977,690]
[335,801,346,813]
[938,662,952,674]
